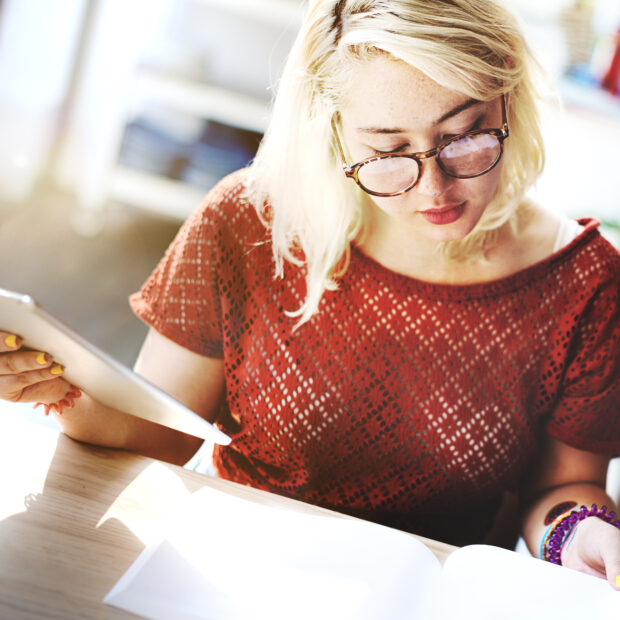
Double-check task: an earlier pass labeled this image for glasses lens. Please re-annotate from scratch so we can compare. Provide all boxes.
[439,132,501,178]
[357,156,419,195]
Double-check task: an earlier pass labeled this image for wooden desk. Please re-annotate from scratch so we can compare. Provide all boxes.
[0,410,455,619]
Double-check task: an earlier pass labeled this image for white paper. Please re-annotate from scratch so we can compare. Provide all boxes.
[106,487,620,619]
[105,486,442,620]
[439,544,620,620]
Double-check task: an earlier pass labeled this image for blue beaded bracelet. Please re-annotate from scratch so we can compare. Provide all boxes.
[543,504,620,565]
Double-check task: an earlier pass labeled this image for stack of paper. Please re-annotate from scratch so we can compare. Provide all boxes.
[105,487,620,620]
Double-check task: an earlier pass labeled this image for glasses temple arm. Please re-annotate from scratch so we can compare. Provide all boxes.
[331,118,353,170]
[500,93,510,137]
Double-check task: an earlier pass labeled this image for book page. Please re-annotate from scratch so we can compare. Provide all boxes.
[105,486,442,620]
[439,544,620,619]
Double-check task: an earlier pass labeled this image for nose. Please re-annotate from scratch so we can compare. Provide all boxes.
[415,155,452,198]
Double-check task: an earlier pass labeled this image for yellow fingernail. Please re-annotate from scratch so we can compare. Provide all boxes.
[50,364,64,375]
[36,352,49,365]
[5,334,18,348]
[616,574,620,588]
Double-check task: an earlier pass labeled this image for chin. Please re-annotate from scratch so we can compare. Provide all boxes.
[420,221,478,244]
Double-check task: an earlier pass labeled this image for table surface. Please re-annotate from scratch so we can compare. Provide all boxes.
[0,407,455,619]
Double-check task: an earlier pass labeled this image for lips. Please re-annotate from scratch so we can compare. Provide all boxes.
[419,202,465,225]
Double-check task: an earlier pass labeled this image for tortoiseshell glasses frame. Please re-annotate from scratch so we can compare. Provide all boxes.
[332,94,509,197]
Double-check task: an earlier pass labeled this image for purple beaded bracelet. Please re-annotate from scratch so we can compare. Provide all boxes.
[543,504,620,565]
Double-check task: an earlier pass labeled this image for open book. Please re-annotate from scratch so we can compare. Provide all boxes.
[105,486,619,620]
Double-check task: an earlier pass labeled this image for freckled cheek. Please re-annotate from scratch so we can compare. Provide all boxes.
[368,193,412,214]
[461,165,503,204]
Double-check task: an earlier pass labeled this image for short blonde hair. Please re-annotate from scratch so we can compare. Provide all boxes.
[247,0,548,324]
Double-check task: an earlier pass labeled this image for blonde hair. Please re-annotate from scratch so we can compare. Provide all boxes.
[246,0,548,324]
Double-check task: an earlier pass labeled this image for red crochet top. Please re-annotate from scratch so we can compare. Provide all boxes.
[131,170,620,546]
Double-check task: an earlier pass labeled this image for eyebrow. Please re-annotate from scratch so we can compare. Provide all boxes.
[356,97,483,135]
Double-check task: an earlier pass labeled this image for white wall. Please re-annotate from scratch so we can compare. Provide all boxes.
[0,0,87,202]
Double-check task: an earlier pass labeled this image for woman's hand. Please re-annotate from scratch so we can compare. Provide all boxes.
[0,331,72,406]
[0,326,224,466]
[521,436,619,589]
[561,515,620,589]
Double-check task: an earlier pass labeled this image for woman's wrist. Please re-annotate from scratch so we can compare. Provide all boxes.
[521,482,616,557]
[540,503,620,564]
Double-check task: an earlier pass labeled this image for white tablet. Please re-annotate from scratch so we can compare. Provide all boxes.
[0,288,231,445]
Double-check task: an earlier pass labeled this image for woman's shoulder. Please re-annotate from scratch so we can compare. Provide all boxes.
[184,168,268,242]
[512,201,568,264]
[197,168,256,217]
[502,208,618,319]
[514,201,617,272]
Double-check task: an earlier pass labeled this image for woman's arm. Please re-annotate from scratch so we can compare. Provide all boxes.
[0,328,226,466]
[521,435,620,589]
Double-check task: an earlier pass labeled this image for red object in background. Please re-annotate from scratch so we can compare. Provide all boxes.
[602,28,620,96]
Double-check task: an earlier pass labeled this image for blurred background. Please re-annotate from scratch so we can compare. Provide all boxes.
[0,0,619,369]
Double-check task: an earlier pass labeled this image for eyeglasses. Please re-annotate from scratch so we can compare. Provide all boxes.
[333,95,509,197]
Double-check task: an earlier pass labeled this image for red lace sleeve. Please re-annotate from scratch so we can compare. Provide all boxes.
[129,184,234,358]
[545,262,620,454]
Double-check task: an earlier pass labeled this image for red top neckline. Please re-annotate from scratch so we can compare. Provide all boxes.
[349,218,601,300]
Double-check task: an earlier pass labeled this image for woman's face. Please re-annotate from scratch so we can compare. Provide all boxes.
[338,55,505,243]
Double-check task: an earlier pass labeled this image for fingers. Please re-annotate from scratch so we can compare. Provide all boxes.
[564,515,620,590]
[0,365,68,404]
[0,361,65,388]
[20,376,73,405]
[0,349,62,376]
[600,530,620,590]
[0,331,22,352]
[0,330,67,403]
[607,564,620,591]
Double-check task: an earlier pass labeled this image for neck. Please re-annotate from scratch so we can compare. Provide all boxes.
[357,206,472,282]
[355,201,557,285]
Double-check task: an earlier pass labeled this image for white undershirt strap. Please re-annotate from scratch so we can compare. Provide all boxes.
[553,217,583,253]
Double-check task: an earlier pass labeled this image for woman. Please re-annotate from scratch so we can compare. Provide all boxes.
[1,0,619,587]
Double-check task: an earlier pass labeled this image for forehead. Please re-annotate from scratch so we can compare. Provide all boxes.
[340,55,469,130]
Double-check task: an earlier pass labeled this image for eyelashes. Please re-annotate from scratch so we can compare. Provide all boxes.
[372,144,409,155]
[367,114,487,156]
[441,115,485,141]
